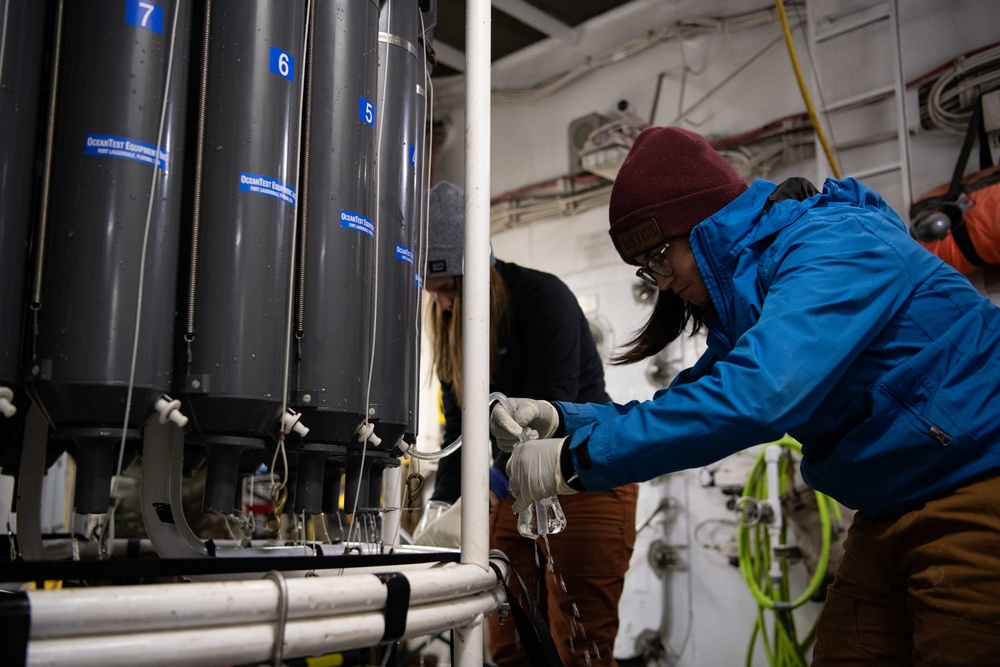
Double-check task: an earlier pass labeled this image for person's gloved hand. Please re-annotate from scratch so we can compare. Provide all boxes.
[490,397,559,453]
[505,437,578,514]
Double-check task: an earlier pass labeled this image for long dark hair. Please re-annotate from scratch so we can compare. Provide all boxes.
[610,289,707,365]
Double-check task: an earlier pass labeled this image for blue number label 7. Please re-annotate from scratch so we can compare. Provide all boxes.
[125,0,163,34]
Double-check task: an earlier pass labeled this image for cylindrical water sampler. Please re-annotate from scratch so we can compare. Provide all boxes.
[181,0,306,515]
[0,1,49,421]
[404,15,431,448]
[371,0,424,448]
[27,0,192,515]
[287,0,380,515]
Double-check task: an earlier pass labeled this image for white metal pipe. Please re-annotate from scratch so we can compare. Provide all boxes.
[459,0,493,662]
[27,561,505,638]
[460,0,491,572]
[27,590,504,667]
[764,444,784,583]
[454,619,487,667]
[382,457,403,549]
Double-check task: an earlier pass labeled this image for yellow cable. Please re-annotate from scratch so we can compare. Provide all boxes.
[775,0,843,179]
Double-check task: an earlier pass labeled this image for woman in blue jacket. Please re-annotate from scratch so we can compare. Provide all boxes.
[496,127,1000,664]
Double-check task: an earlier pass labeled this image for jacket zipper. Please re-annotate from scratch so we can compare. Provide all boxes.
[929,426,952,446]
[879,383,953,446]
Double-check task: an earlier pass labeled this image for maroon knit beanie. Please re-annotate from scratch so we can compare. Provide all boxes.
[609,127,748,264]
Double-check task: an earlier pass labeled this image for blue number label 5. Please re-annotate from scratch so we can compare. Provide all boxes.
[360,98,375,127]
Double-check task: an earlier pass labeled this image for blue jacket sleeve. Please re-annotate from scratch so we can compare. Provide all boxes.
[565,213,916,492]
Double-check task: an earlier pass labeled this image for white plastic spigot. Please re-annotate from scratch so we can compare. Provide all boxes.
[0,387,16,418]
[281,408,310,437]
[354,421,382,447]
[764,444,785,584]
[155,395,189,428]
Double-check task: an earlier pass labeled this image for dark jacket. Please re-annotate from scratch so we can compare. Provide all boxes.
[431,259,610,502]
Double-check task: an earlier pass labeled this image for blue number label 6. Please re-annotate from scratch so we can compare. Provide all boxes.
[269,46,295,82]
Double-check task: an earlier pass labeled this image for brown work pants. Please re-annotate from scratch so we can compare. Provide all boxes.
[488,484,638,667]
[813,474,1000,666]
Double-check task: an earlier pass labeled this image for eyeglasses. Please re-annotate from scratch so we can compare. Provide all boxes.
[635,243,673,286]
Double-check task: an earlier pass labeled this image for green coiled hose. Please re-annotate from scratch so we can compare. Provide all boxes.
[736,437,841,667]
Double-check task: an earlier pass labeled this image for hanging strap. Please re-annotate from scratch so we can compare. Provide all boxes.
[977,100,995,171]
[945,97,989,267]
[947,99,982,198]
[489,561,564,667]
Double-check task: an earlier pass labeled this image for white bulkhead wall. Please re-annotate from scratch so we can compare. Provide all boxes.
[425,1,1000,664]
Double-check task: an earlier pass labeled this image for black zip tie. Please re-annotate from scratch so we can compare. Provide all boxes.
[376,572,411,643]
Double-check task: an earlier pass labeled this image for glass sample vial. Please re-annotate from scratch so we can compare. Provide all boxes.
[517,495,567,538]
[490,392,570,540]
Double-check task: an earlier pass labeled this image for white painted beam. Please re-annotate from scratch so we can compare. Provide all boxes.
[493,0,578,45]
[433,40,466,72]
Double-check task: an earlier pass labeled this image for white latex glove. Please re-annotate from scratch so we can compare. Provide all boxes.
[490,397,559,453]
[506,437,577,514]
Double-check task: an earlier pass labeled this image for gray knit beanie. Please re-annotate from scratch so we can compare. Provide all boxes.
[427,181,466,277]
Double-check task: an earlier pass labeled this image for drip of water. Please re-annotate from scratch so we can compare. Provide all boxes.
[541,533,555,572]
[520,522,601,667]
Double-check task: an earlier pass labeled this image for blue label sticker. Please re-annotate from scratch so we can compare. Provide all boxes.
[85,134,168,169]
[340,210,374,236]
[359,97,375,127]
[269,46,295,82]
[408,144,416,166]
[415,273,423,289]
[125,0,164,34]
[395,244,414,264]
[239,172,296,206]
